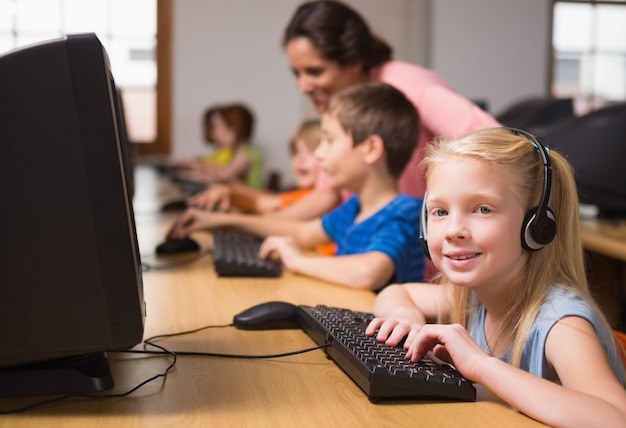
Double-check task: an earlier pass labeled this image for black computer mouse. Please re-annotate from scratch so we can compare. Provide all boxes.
[155,237,200,255]
[233,301,299,330]
[161,199,188,211]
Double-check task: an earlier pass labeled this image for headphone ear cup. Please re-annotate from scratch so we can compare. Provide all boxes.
[521,208,556,252]
[418,200,431,260]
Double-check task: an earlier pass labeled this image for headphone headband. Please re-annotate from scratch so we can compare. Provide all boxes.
[508,128,552,222]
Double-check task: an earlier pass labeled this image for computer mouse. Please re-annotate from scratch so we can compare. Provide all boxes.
[233,301,299,330]
[161,199,188,211]
[155,237,200,255]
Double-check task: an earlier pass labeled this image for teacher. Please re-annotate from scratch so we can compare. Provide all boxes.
[276,0,500,222]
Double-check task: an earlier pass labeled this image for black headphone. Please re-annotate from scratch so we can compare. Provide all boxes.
[418,127,556,260]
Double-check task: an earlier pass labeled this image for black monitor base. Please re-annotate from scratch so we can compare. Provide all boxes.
[0,352,114,397]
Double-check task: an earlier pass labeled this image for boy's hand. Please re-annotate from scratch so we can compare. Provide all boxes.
[258,236,303,270]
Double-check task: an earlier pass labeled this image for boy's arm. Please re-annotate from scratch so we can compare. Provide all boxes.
[260,236,395,290]
[168,208,317,241]
[303,251,395,290]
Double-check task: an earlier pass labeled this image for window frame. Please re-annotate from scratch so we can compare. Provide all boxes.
[138,0,170,156]
[551,0,626,113]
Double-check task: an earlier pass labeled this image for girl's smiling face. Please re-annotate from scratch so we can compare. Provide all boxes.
[424,155,528,292]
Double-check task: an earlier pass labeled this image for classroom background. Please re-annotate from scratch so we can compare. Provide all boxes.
[168,0,552,187]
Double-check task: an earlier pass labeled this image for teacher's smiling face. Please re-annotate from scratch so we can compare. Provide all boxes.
[285,37,367,113]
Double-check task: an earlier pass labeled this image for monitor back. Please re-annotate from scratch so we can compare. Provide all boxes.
[541,102,626,218]
[0,34,145,368]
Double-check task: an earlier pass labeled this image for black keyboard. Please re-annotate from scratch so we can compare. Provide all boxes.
[297,305,476,402]
[212,230,282,277]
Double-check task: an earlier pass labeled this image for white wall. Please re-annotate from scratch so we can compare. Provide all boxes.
[430,0,552,115]
[172,0,551,186]
[171,0,429,187]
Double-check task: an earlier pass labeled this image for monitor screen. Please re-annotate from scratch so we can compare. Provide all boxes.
[0,33,145,396]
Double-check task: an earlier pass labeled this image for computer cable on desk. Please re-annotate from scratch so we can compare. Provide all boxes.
[0,323,327,414]
[136,323,329,360]
[0,340,177,415]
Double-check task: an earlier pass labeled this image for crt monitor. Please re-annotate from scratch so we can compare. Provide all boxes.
[0,33,145,396]
[540,102,626,218]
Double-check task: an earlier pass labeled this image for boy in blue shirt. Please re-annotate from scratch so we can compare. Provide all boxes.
[168,82,423,291]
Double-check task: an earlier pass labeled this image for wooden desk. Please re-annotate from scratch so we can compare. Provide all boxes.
[581,218,626,262]
[580,218,626,329]
[0,166,545,427]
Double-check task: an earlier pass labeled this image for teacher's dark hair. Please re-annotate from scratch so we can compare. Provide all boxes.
[283,0,392,71]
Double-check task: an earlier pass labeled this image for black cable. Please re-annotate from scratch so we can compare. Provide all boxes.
[129,343,329,360]
[0,341,177,415]
[0,323,327,414]
[141,323,329,359]
[143,322,234,343]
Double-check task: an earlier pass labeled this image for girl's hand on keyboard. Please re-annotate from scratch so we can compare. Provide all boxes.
[405,323,487,382]
[365,316,424,349]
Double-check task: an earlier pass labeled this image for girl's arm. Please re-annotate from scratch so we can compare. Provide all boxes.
[407,317,626,428]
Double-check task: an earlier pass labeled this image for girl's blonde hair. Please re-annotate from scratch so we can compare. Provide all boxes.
[421,127,615,367]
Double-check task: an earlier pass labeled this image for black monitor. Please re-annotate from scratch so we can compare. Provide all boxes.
[496,97,574,130]
[0,34,145,396]
[540,102,626,218]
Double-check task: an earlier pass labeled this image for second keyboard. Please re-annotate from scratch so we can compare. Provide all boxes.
[212,230,282,278]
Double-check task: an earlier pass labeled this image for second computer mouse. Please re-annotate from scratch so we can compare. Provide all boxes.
[155,237,200,255]
[161,199,188,212]
[233,301,299,330]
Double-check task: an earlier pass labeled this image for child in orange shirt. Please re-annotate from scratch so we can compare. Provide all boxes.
[187,119,335,255]
[188,119,321,213]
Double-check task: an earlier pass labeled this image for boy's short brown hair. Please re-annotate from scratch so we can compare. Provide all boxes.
[325,82,419,178]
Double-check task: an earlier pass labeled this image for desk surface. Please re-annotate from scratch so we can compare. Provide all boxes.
[581,218,626,262]
[0,166,545,427]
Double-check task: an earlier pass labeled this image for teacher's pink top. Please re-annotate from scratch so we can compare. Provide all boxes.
[316,60,501,198]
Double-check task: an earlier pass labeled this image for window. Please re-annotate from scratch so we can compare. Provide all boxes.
[552,1,626,114]
[0,0,169,152]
